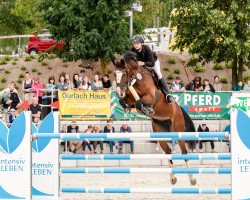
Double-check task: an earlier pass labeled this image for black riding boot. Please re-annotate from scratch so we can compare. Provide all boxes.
[159,78,175,103]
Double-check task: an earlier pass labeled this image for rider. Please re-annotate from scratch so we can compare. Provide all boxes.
[130,35,174,103]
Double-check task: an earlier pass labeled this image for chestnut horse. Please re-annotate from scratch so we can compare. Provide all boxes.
[114,51,197,185]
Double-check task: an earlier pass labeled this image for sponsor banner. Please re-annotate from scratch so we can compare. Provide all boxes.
[171,92,231,119]
[58,90,110,120]
[0,112,31,200]
[112,91,231,120]
[232,93,250,200]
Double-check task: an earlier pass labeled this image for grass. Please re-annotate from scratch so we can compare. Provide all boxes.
[25,56,33,61]
[0,86,4,91]
[167,73,174,79]
[225,62,232,69]
[174,68,181,74]
[20,66,27,71]
[0,78,7,83]
[243,74,250,81]
[12,61,17,65]
[193,64,205,72]
[18,74,24,79]
[14,58,18,61]
[187,55,199,67]
[168,57,177,64]
[17,79,22,84]
[4,70,10,74]
[213,63,224,70]
[243,66,248,71]
[41,61,48,66]
[220,77,228,84]
[3,56,11,61]
[31,68,38,73]
[0,60,7,65]
[163,66,169,71]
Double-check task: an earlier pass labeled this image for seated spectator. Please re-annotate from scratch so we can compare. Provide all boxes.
[170,76,185,92]
[29,97,41,123]
[79,76,91,90]
[82,125,94,154]
[213,76,223,91]
[118,123,134,154]
[68,121,82,154]
[233,81,243,91]
[6,108,17,127]
[103,119,115,154]
[102,74,112,92]
[198,122,215,153]
[79,69,85,83]
[202,79,215,92]
[22,71,33,104]
[56,74,69,91]
[92,125,104,154]
[90,74,103,91]
[185,77,203,91]
[243,80,250,92]
[72,73,81,89]
[32,76,44,104]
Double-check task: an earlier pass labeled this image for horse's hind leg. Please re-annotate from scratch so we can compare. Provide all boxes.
[178,140,197,185]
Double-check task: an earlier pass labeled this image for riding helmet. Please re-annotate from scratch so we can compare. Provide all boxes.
[131,35,144,43]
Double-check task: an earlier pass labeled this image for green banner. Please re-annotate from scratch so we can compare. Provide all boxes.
[232,95,250,111]
[111,91,231,120]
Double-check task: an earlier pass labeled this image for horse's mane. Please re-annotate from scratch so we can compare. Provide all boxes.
[123,51,137,63]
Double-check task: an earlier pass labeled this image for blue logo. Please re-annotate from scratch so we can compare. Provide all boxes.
[0,112,26,154]
[236,109,250,150]
[32,112,55,153]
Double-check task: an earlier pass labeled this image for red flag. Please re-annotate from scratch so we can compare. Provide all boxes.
[20,100,30,109]
[50,101,59,108]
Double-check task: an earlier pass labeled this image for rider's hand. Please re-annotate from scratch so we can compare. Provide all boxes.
[138,61,144,66]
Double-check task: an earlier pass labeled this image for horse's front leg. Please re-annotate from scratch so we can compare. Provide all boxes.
[135,95,155,116]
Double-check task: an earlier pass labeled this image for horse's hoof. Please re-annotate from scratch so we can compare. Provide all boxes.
[190,178,197,186]
[170,177,177,185]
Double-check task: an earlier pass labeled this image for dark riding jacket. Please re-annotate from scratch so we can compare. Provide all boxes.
[131,45,156,68]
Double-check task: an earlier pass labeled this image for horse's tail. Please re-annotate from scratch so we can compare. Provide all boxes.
[180,106,196,132]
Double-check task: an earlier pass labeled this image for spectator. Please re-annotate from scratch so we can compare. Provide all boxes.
[56,74,69,91]
[65,74,72,88]
[79,69,86,82]
[243,80,250,92]
[29,97,41,123]
[82,125,94,154]
[79,76,91,90]
[45,76,57,102]
[233,81,243,91]
[6,108,17,127]
[212,76,223,91]
[90,74,103,91]
[185,77,203,91]
[22,71,33,103]
[198,122,215,153]
[1,82,21,110]
[170,76,185,92]
[103,119,115,154]
[202,79,215,92]
[92,125,104,154]
[102,74,112,92]
[118,123,134,154]
[67,121,82,154]
[72,73,81,89]
[32,76,44,104]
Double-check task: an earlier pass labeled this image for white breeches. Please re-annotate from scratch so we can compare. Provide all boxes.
[153,60,162,79]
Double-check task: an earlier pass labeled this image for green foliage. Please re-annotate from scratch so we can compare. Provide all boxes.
[187,55,199,67]
[225,62,232,69]
[25,56,33,62]
[243,74,250,81]
[168,57,177,64]
[41,61,48,66]
[167,73,174,79]
[17,79,22,84]
[3,56,11,61]
[174,68,181,74]
[213,63,224,70]
[243,66,248,71]
[0,60,8,65]
[14,58,18,62]
[18,74,24,79]
[4,70,10,74]
[20,66,27,71]
[0,78,7,83]
[38,0,132,74]
[0,86,4,91]
[31,68,38,73]
[37,53,49,62]
[220,77,228,84]
[193,64,205,72]
[171,0,250,85]
[12,61,17,65]
[163,66,170,71]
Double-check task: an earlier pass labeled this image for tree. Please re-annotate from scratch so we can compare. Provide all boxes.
[38,0,133,74]
[171,0,250,85]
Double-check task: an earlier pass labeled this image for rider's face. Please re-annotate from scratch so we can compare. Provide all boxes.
[133,42,142,50]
